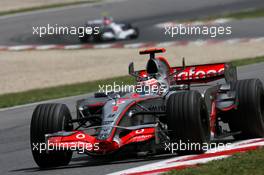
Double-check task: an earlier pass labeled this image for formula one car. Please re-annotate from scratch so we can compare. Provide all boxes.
[30,48,264,168]
[79,16,139,43]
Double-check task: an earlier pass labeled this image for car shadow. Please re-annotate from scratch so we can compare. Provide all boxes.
[10,153,176,173]
[10,139,234,173]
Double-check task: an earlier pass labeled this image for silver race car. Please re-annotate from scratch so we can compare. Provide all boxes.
[30,48,264,168]
[79,16,139,43]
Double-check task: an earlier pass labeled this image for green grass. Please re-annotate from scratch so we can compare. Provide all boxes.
[166,147,264,175]
[0,0,100,16]
[0,56,263,109]
[231,55,264,67]
[0,76,134,108]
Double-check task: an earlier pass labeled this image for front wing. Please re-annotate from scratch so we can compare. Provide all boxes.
[45,125,157,155]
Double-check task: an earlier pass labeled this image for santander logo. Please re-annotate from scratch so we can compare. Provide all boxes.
[173,64,225,80]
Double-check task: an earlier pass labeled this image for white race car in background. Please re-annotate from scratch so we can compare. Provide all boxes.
[79,17,139,43]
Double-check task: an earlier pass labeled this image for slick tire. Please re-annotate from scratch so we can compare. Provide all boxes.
[79,34,90,43]
[228,79,264,139]
[93,33,102,42]
[130,27,139,39]
[30,103,73,168]
[166,91,210,153]
[78,27,90,43]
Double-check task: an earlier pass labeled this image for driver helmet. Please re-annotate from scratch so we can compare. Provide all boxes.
[103,16,113,25]
[136,77,159,95]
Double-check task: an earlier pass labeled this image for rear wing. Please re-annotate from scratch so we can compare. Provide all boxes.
[135,63,237,84]
[172,63,237,84]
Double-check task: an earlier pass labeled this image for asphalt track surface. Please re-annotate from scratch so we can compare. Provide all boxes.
[0,62,264,175]
[0,0,264,45]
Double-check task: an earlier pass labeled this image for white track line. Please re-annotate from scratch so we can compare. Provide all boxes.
[0,37,263,52]
[155,18,233,28]
[109,138,264,175]
[0,93,93,112]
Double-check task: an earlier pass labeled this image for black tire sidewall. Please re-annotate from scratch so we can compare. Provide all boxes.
[166,91,210,153]
[228,79,264,139]
[30,103,73,168]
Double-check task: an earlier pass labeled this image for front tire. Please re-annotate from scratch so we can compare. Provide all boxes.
[79,34,90,43]
[30,103,73,168]
[166,91,210,153]
[228,79,264,139]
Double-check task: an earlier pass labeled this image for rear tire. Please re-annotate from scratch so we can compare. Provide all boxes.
[79,34,90,43]
[130,27,139,39]
[30,103,73,168]
[166,91,210,153]
[228,79,264,139]
[78,27,90,43]
[93,33,102,42]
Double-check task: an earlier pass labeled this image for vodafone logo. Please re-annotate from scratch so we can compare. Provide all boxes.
[134,134,152,140]
[135,129,144,134]
[76,133,85,139]
[173,65,225,80]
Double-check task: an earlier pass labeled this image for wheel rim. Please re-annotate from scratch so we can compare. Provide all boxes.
[200,103,210,141]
